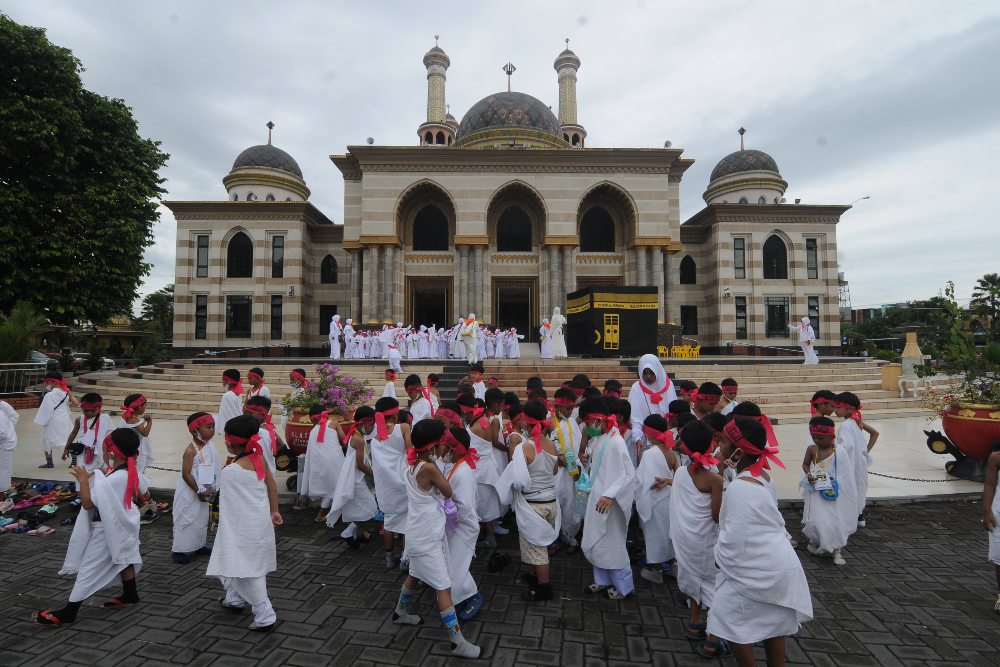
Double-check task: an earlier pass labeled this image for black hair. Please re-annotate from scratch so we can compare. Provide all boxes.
[399,409,412,425]
[809,415,836,429]
[374,396,400,413]
[485,387,505,405]
[81,392,102,404]
[309,404,327,417]
[604,379,622,393]
[615,398,631,420]
[572,373,592,389]
[701,412,728,434]
[246,395,272,410]
[697,382,722,397]
[470,361,484,374]
[676,413,698,429]
[109,427,141,457]
[812,389,837,402]
[439,401,461,414]
[732,401,763,418]
[291,368,306,377]
[836,392,861,409]
[502,392,520,407]
[554,387,576,403]
[676,379,697,392]
[427,373,440,384]
[456,393,477,409]
[721,377,738,388]
[449,427,471,449]
[223,368,240,382]
[44,371,63,380]
[669,399,691,415]
[526,376,544,389]
[528,388,548,401]
[123,393,144,407]
[187,411,212,426]
[354,405,376,421]
[411,418,446,447]
[456,384,474,397]
[731,416,767,451]
[249,367,264,378]
[643,414,669,432]
[582,387,602,400]
[522,399,548,421]
[507,403,524,420]
[224,415,260,440]
[680,420,714,455]
[404,374,422,389]
[580,396,610,418]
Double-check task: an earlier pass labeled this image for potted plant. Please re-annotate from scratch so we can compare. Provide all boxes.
[920,282,1000,479]
[280,364,374,456]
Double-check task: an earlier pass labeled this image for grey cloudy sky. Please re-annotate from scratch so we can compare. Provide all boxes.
[6,0,999,309]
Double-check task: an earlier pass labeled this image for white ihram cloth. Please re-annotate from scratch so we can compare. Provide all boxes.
[550,308,568,358]
[507,332,522,359]
[461,319,480,364]
[789,318,819,365]
[549,416,583,543]
[329,317,343,359]
[119,418,153,473]
[495,444,561,548]
[443,459,480,602]
[409,394,438,424]
[989,473,1000,565]
[256,427,277,474]
[467,424,503,522]
[207,464,277,578]
[327,435,379,525]
[34,388,72,453]
[539,325,553,359]
[382,381,397,399]
[472,381,486,402]
[836,419,871,514]
[172,441,222,553]
[489,414,509,477]
[627,355,677,442]
[800,447,858,553]
[708,472,813,644]
[404,462,451,591]
[370,424,409,533]
[300,422,345,506]
[217,390,243,432]
[669,465,719,607]
[60,468,148,602]
[77,414,112,471]
[581,430,636,570]
[634,446,675,563]
[0,403,16,491]
[344,324,356,359]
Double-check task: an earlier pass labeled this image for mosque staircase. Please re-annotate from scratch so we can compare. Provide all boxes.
[67,356,946,426]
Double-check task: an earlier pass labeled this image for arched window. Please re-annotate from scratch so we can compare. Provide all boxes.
[436,131,445,145]
[412,205,449,251]
[762,235,788,279]
[758,196,767,204]
[679,255,697,284]
[579,207,616,252]
[774,197,781,204]
[320,255,338,284]
[572,134,580,146]
[424,132,433,144]
[247,192,257,202]
[231,192,238,201]
[563,133,570,142]
[226,232,253,278]
[265,193,275,202]
[496,206,532,252]
[738,197,748,204]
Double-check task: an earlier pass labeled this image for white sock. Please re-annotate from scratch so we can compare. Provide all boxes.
[341,522,358,539]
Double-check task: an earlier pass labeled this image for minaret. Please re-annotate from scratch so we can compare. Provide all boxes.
[417,37,454,146]
[554,40,586,147]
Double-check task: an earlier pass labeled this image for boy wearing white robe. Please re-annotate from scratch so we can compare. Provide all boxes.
[120,393,155,475]
[172,412,222,564]
[327,408,379,546]
[0,400,17,495]
[370,398,411,569]
[627,355,677,445]
[404,375,439,423]
[834,392,877,528]
[579,399,637,600]
[61,393,112,471]
[208,415,282,632]
[244,396,280,473]
[457,394,503,548]
[440,427,483,621]
[382,369,398,399]
[507,328,523,359]
[539,320,553,359]
[300,407,346,523]
[218,369,244,431]
[343,319,356,359]
[634,415,679,584]
[34,373,75,468]
[549,390,583,549]
[800,417,858,565]
[34,428,149,626]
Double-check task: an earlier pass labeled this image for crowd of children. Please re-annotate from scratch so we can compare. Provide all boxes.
[6,357,1000,663]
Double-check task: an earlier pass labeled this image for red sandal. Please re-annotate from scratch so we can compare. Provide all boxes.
[32,610,69,626]
[102,598,135,609]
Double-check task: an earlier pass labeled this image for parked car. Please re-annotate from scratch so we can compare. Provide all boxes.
[71,352,116,370]
[27,350,60,373]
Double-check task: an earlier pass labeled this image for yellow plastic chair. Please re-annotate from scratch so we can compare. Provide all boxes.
[671,345,683,358]
[657,345,669,359]
[690,345,701,359]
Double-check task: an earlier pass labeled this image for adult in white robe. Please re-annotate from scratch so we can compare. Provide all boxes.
[437,329,450,359]
[450,320,464,359]
[407,329,419,359]
[550,307,568,358]
[539,320,553,359]
[669,465,719,608]
[708,471,813,646]
[329,314,343,360]
[343,320,356,359]
[460,314,480,364]
[476,327,488,361]
[581,428,636,595]
[635,445,675,564]
[172,440,222,554]
[627,354,677,443]
[300,420,346,511]
[789,316,819,365]
[417,326,431,358]
[801,445,858,555]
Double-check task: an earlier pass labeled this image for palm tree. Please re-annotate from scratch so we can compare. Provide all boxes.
[0,301,48,363]
[971,273,1000,341]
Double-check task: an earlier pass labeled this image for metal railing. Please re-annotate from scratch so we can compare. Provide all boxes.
[194,344,292,359]
[0,361,47,396]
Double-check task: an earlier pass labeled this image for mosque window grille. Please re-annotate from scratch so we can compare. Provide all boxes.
[195,295,208,340]
[271,235,284,279]
[762,235,788,279]
[412,205,450,251]
[579,207,616,253]
[320,255,339,284]
[226,232,254,278]
[679,255,697,285]
[764,296,790,338]
[496,206,533,252]
[733,237,747,279]
[806,238,819,279]
[196,235,209,278]
[225,295,252,338]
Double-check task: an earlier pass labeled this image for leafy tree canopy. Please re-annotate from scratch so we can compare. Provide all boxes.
[137,283,174,340]
[0,14,169,326]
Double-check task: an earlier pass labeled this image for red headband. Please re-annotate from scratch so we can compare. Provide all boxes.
[553,397,576,407]
[80,401,102,409]
[248,372,263,382]
[603,390,621,399]
[315,410,331,443]
[244,404,268,416]
[375,406,400,440]
[427,377,439,387]
[754,414,780,448]
[809,424,836,437]
[587,413,618,433]
[520,415,550,453]
[642,425,675,448]
[385,370,397,378]
[103,434,140,509]
[342,415,376,444]
[435,408,461,425]
[290,371,306,382]
[188,414,215,431]
[690,450,720,470]
[487,378,500,388]
[571,387,585,398]
[721,384,739,392]
[45,377,70,393]
[695,392,722,403]
[834,401,863,426]
[406,436,442,466]
[404,382,422,392]
[459,403,485,422]
[723,420,785,477]
[223,375,244,396]
[225,432,266,480]
[263,413,277,455]
[809,398,830,416]
[120,395,146,420]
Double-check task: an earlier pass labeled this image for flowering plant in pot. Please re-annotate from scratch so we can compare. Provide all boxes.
[281,364,373,455]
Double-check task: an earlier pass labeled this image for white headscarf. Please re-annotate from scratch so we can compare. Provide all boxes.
[637,353,668,392]
[801,316,813,333]
[553,307,561,316]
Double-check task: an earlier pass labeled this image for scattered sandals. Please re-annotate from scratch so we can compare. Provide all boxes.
[27,526,56,536]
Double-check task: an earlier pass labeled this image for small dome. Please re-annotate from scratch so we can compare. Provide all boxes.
[456,91,561,140]
[709,149,779,182]
[231,144,303,179]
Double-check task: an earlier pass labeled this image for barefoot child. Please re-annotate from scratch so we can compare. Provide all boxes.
[391,419,481,659]
[171,412,221,564]
[635,414,679,584]
[34,428,149,625]
[119,394,153,474]
[983,446,1000,613]
[34,372,76,468]
[834,392,878,528]
[207,415,282,632]
[801,416,857,565]
[710,417,813,666]
[668,420,724,654]
[62,393,112,471]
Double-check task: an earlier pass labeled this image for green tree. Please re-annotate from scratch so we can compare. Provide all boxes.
[0,15,168,326]
[0,301,47,363]
[971,273,1000,341]
[138,283,174,340]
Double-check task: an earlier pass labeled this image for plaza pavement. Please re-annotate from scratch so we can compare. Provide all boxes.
[0,497,997,666]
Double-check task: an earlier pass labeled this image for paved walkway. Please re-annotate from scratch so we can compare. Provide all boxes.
[1,500,997,666]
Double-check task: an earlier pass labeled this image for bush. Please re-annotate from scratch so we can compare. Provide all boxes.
[133,340,169,366]
[0,301,47,363]
[871,348,900,363]
[59,351,75,372]
[84,342,104,371]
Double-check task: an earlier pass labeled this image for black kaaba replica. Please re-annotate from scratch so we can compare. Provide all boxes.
[565,287,658,357]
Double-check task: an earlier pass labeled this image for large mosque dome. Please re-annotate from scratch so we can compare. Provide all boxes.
[709,149,779,183]
[454,91,567,148]
[231,144,303,178]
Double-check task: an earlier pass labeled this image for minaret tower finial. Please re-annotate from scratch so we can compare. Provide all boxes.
[739,126,746,151]
[266,120,274,145]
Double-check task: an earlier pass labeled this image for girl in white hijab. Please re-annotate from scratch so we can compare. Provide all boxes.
[789,317,819,365]
[627,354,677,443]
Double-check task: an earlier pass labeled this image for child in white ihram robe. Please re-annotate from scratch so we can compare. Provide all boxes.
[0,400,17,494]
[580,411,636,599]
[34,379,73,467]
[300,411,346,522]
[370,408,410,569]
[441,428,483,620]
[549,397,583,548]
[172,413,222,563]
[634,416,678,584]
[327,414,379,542]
